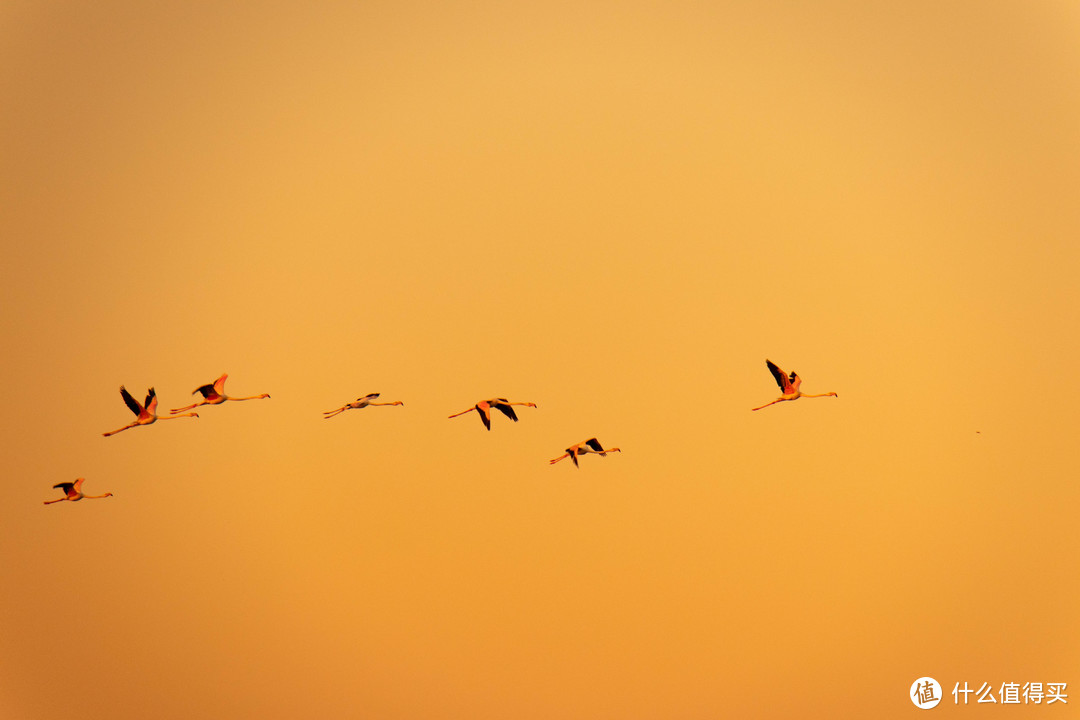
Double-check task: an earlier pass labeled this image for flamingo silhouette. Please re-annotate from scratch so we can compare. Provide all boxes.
[44,477,113,504]
[170,373,270,414]
[323,393,404,418]
[751,359,838,411]
[448,398,537,430]
[103,386,198,436]
[549,438,621,468]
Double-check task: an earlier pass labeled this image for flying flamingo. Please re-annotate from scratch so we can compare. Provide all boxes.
[549,438,621,468]
[103,386,198,436]
[448,398,538,431]
[323,393,404,418]
[751,359,838,411]
[44,478,113,504]
[170,373,270,414]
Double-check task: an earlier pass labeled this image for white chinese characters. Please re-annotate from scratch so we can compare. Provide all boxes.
[952,681,1067,705]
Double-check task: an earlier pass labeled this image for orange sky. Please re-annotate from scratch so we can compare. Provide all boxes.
[2,2,1079,718]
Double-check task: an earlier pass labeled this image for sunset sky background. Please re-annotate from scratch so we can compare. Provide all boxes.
[2,1,1079,717]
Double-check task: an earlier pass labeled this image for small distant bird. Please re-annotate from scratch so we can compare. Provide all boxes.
[323,393,404,418]
[448,398,537,430]
[170,373,270,414]
[549,438,621,468]
[103,386,199,436]
[44,477,113,504]
[751,359,838,411]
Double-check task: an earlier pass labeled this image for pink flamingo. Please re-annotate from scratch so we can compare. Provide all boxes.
[549,438,621,468]
[44,478,113,504]
[170,373,270,413]
[448,398,537,431]
[324,393,404,418]
[751,359,838,411]
[103,386,198,436]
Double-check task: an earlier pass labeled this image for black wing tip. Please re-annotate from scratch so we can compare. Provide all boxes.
[120,385,141,414]
[494,403,519,422]
[765,359,788,390]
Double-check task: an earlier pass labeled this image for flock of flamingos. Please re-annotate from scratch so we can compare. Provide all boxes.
[44,360,837,504]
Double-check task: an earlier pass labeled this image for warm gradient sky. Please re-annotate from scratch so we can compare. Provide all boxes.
[2,2,1079,718]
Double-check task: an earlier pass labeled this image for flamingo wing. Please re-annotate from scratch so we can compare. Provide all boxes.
[193,382,216,398]
[53,482,75,493]
[766,360,792,393]
[569,449,580,467]
[212,373,228,395]
[362,393,380,401]
[585,438,605,452]
[477,404,492,430]
[145,388,158,414]
[493,403,519,422]
[120,386,142,416]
